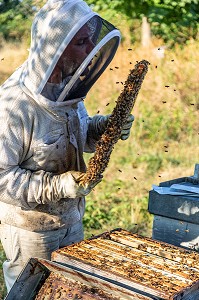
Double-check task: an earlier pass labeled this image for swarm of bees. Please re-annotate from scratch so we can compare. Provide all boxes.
[78,60,150,188]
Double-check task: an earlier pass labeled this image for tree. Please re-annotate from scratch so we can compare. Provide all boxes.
[0,0,44,43]
[0,0,198,45]
[0,0,20,13]
[86,0,199,46]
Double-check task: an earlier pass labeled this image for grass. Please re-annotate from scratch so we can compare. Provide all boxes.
[0,243,6,299]
[0,36,198,297]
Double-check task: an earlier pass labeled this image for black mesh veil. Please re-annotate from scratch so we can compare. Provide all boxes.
[68,24,119,99]
[56,16,121,101]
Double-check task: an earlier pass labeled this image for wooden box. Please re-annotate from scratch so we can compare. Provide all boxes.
[148,164,199,251]
[52,228,199,300]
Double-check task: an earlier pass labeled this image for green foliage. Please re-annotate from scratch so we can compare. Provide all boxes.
[147,0,199,45]
[83,199,113,230]
[135,107,183,143]
[0,0,198,45]
[0,243,6,299]
[0,0,20,13]
[86,0,199,45]
[0,0,41,43]
[84,187,153,238]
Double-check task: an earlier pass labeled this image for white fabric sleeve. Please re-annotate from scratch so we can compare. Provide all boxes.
[0,128,78,209]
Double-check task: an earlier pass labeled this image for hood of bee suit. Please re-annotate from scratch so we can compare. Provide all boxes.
[19,0,121,103]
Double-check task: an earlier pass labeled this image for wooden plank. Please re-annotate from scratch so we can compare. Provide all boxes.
[80,239,195,282]
[108,229,199,267]
[52,253,167,299]
[40,259,151,300]
[6,258,151,300]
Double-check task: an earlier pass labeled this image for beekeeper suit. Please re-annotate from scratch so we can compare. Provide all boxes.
[0,0,134,292]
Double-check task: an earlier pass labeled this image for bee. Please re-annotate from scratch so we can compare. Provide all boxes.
[79,60,149,187]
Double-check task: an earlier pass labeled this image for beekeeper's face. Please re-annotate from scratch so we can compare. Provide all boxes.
[57,23,95,79]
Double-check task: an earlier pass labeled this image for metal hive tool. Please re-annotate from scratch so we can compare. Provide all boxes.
[52,228,199,300]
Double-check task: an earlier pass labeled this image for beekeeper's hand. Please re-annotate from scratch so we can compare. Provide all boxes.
[55,171,102,200]
[101,114,134,140]
[120,114,134,140]
[88,114,134,140]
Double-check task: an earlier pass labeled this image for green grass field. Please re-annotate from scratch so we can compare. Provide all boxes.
[0,38,198,298]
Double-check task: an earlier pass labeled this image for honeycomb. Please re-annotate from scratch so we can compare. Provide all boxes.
[53,229,199,299]
[35,271,120,300]
[78,60,149,187]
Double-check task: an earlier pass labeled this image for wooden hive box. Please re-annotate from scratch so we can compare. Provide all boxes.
[5,257,149,300]
[148,164,199,251]
[52,228,199,300]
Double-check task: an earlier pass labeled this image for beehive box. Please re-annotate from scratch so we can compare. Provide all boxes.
[5,257,149,300]
[148,164,199,251]
[52,228,199,300]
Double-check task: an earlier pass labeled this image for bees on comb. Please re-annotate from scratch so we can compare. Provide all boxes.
[79,60,150,188]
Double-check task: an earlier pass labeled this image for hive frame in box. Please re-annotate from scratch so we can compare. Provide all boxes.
[5,257,151,300]
[52,228,199,300]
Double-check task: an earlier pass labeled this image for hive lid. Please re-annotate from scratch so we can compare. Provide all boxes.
[148,164,199,223]
[148,183,199,225]
[52,228,199,300]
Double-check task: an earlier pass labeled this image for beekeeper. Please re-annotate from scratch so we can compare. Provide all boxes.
[0,0,134,292]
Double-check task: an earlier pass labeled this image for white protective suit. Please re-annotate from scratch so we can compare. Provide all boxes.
[0,0,121,292]
[0,0,121,232]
